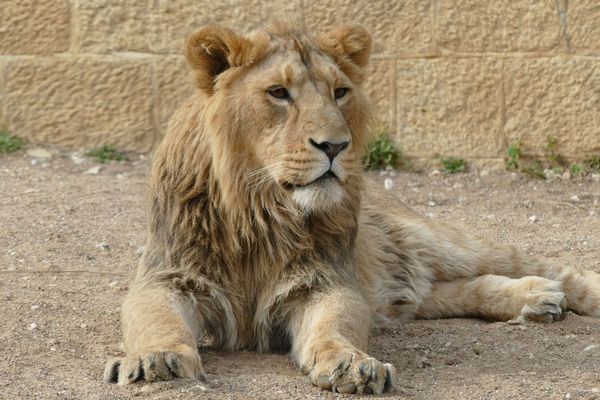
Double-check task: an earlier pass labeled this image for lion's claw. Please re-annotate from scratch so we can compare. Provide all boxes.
[310,351,395,394]
[104,350,205,385]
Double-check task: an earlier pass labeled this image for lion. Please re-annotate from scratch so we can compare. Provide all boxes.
[103,21,600,394]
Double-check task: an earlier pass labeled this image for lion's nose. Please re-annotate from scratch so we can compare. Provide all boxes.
[309,139,349,163]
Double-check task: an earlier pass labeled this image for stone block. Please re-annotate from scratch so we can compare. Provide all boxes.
[436,0,560,52]
[504,58,600,157]
[154,56,195,138]
[363,59,395,129]
[569,0,600,53]
[395,58,503,158]
[304,0,434,56]
[0,0,70,55]
[4,57,156,152]
[75,0,303,54]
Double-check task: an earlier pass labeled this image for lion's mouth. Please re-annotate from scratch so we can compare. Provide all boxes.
[281,171,338,191]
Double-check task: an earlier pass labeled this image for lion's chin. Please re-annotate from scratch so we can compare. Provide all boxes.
[290,180,344,213]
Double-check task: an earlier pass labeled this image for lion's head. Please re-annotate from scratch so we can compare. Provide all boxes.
[184,21,373,213]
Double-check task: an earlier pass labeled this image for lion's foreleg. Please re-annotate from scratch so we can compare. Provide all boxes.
[287,287,395,394]
[104,285,206,384]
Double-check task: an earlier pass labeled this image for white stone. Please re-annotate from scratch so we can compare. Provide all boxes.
[27,148,53,158]
[528,215,537,223]
[70,153,85,165]
[84,166,101,174]
[95,242,109,250]
[384,178,394,190]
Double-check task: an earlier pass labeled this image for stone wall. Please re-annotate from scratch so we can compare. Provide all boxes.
[1,1,598,164]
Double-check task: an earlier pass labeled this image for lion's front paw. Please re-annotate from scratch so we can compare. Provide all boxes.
[309,350,395,395]
[103,350,206,385]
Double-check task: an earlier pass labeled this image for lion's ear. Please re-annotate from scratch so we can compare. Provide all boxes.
[185,26,252,94]
[318,25,372,72]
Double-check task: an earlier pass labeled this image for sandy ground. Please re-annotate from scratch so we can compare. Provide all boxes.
[1,148,600,400]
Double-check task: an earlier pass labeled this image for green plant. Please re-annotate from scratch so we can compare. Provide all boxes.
[362,129,401,170]
[441,157,466,174]
[505,142,522,170]
[0,132,24,154]
[85,145,127,163]
[570,163,584,176]
[585,155,600,171]
[545,136,563,168]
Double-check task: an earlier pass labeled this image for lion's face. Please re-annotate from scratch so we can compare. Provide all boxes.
[186,23,372,213]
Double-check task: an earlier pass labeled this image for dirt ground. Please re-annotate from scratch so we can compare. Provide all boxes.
[1,148,600,400]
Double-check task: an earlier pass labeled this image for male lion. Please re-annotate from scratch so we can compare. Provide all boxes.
[104,22,600,394]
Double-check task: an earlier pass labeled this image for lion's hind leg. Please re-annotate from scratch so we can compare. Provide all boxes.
[416,275,567,324]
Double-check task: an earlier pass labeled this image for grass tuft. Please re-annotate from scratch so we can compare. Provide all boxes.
[585,155,600,171]
[0,131,24,154]
[441,157,466,174]
[85,145,128,163]
[363,127,402,170]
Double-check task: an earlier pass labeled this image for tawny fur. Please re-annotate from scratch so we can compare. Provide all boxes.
[104,22,600,394]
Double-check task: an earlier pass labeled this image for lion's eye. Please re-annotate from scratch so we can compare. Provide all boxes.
[267,86,291,100]
[334,87,350,100]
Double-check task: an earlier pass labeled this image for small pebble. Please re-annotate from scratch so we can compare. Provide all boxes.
[417,357,431,368]
[70,153,85,165]
[528,215,537,223]
[428,201,436,207]
[30,305,39,310]
[429,169,441,177]
[584,344,598,352]
[96,242,109,250]
[570,195,580,202]
[29,323,38,331]
[383,178,394,190]
[108,280,119,288]
[136,246,145,256]
[85,166,101,175]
